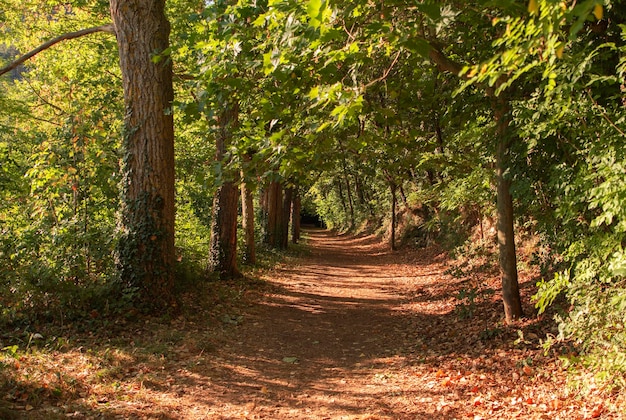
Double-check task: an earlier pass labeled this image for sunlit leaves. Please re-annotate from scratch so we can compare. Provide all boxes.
[306,0,325,28]
[593,4,603,20]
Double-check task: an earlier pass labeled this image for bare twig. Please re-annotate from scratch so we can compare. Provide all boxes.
[585,88,626,137]
[0,24,116,77]
[363,50,402,90]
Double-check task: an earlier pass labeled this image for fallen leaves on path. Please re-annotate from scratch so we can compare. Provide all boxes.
[1,229,624,419]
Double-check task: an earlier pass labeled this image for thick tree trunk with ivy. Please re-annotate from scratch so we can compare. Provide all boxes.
[110,0,176,309]
[208,103,240,279]
[493,97,523,322]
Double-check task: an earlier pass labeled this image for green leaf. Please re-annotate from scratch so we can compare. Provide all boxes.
[415,3,441,21]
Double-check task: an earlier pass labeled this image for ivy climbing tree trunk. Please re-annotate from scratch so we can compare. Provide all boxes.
[208,102,241,279]
[110,0,176,309]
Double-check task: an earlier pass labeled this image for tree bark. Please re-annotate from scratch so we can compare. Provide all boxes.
[110,0,176,309]
[240,163,256,265]
[208,103,241,279]
[264,180,282,248]
[291,189,301,244]
[280,187,294,249]
[493,97,523,322]
[390,181,397,251]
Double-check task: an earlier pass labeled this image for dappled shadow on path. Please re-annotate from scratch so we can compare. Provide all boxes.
[14,228,554,419]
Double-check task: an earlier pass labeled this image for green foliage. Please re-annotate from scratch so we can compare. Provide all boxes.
[503,3,626,386]
[1,0,625,393]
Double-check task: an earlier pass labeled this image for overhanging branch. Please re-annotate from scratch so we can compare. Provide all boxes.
[428,47,466,79]
[0,24,116,77]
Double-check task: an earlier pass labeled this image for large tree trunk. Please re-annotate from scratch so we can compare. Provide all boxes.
[493,97,523,323]
[208,103,241,279]
[110,0,176,309]
[209,181,240,278]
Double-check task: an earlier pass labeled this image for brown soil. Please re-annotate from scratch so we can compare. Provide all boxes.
[3,229,623,419]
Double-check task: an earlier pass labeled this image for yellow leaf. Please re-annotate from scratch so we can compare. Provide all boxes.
[593,4,603,20]
[528,0,539,15]
[556,45,564,59]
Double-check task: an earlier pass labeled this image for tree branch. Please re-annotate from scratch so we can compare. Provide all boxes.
[363,50,402,90]
[0,24,116,77]
[427,47,466,79]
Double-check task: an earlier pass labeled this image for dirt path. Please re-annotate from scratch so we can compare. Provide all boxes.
[156,229,604,419]
[10,229,620,419]
[208,230,440,419]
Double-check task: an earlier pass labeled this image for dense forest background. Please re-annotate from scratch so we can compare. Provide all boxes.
[1,0,626,390]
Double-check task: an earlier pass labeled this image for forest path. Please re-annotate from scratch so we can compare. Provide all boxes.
[18,229,608,419]
[166,229,584,419]
[212,229,447,419]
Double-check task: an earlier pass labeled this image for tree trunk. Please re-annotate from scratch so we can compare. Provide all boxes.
[264,180,282,248]
[291,189,301,244]
[345,174,355,230]
[208,103,241,279]
[399,184,409,209]
[427,45,523,322]
[493,97,523,323]
[280,187,294,249]
[336,179,348,222]
[390,181,397,251]
[240,168,256,265]
[110,0,176,309]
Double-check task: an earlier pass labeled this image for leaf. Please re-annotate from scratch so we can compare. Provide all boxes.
[593,4,603,20]
[307,0,325,28]
[282,356,299,364]
[307,0,322,19]
[528,0,539,15]
[556,45,564,59]
[415,3,441,21]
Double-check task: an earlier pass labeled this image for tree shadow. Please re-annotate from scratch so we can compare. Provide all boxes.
[5,229,553,419]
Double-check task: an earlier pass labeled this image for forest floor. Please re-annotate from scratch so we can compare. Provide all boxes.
[1,229,624,419]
